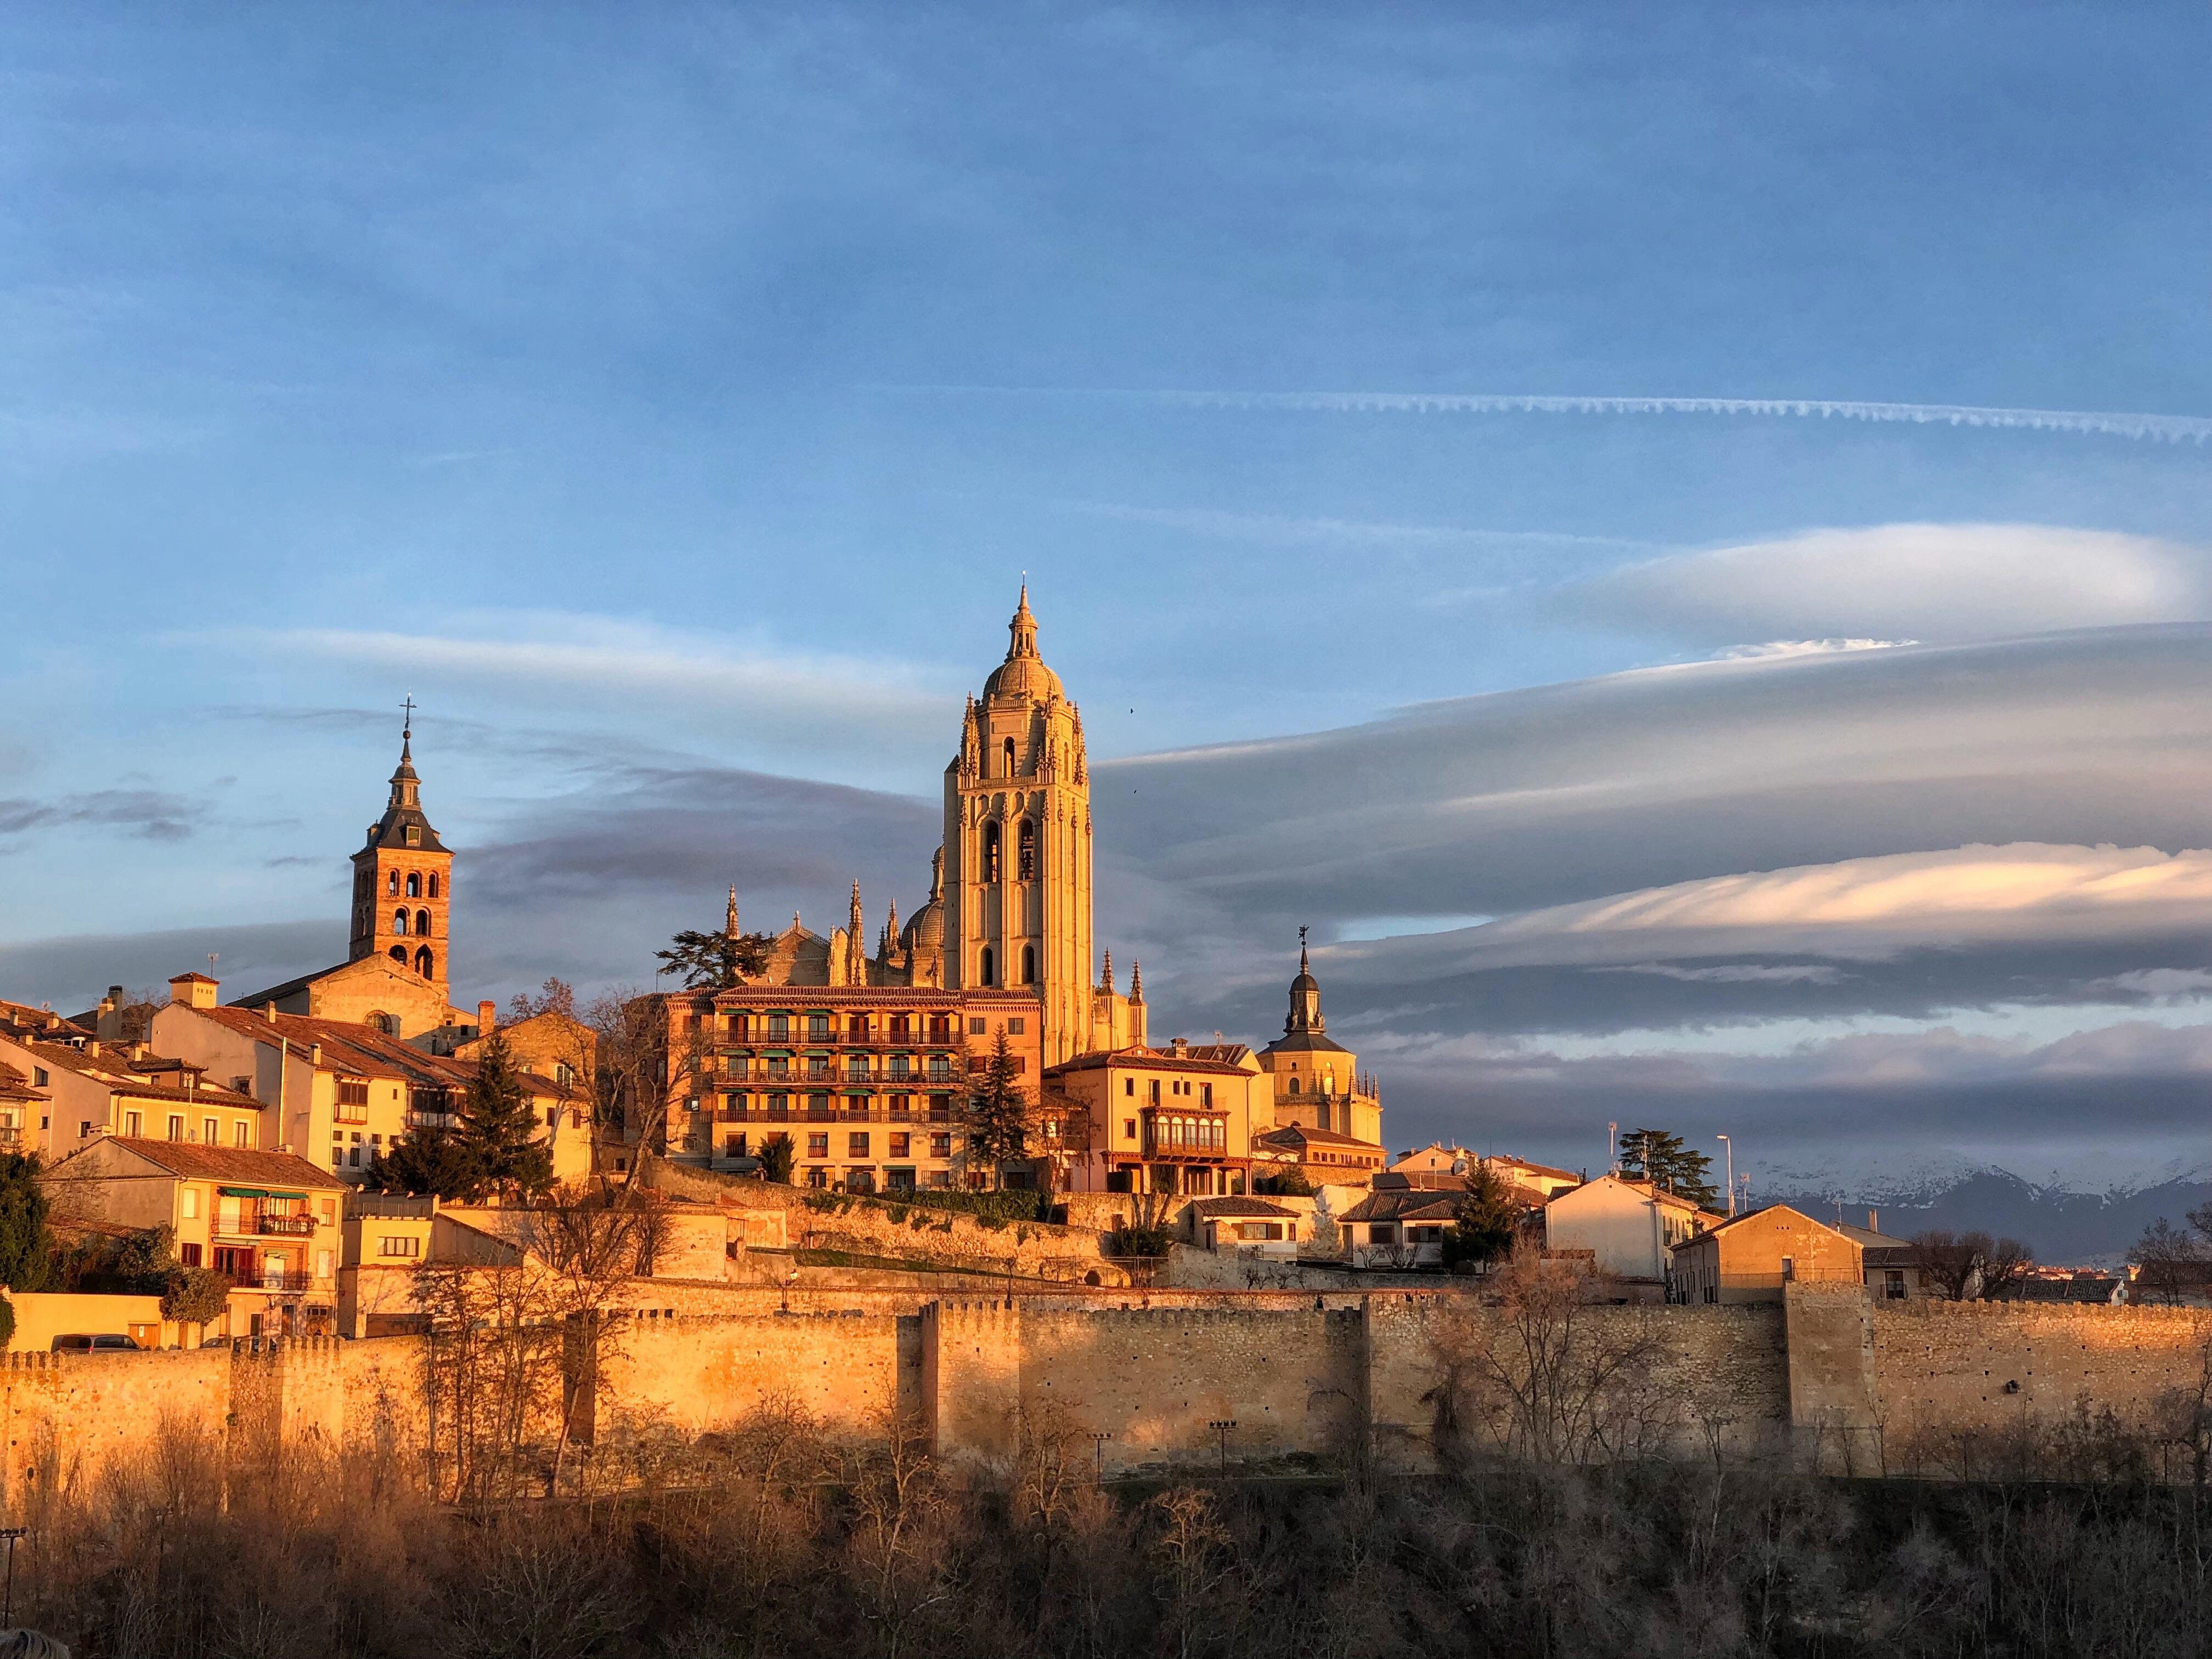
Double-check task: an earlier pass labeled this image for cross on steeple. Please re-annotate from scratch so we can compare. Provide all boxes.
[401,694,416,735]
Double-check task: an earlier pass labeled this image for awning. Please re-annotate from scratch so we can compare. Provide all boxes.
[218,1186,268,1198]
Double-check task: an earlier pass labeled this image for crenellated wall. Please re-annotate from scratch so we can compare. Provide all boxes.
[10,1288,2212,1494]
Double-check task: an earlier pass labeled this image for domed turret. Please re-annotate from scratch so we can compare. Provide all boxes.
[980,583,1064,703]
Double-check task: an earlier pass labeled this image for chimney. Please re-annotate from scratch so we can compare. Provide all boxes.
[262,1002,278,1023]
[168,973,219,1009]
[309,1043,321,1066]
[1171,1036,1188,1058]
[1869,1208,1879,1233]
[478,1000,496,1034]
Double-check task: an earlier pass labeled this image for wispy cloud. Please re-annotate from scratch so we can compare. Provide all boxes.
[1571,524,2211,645]
[0,789,204,844]
[880,386,2212,445]
[1068,500,1646,553]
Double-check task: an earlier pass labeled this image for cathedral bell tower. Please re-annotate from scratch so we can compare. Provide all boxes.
[944,585,1092,1063]
[347,707,453,999]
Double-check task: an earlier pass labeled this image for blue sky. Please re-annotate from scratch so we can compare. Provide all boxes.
[4,3,2211,1192]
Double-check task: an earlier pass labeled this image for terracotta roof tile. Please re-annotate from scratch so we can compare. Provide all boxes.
[62,1136,343,1189]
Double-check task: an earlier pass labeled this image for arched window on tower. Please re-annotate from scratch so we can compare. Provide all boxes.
[388,945,406,966]
[392,909,409,936]
[981,823,1001,882]
[415,946,435,978]
[980,947,996,987]
[427,872,439,898]
[1289,1075,1301,1094]
[1003,736,1016,776]
[1018,819,1036,880]
[387,870,399,896]
[1022,944,1036,985]
[415,909,432,937]
[405,872,421,898]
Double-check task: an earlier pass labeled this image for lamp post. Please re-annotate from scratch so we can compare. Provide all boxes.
[1716,1135,1735,1218]
[1089,1431,1113,1486]
[1207,1419,1237,1476]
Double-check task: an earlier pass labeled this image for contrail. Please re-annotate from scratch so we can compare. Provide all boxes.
[877,385,2212,445]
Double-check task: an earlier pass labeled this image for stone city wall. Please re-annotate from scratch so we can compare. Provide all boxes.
[11,1287,2212,1499]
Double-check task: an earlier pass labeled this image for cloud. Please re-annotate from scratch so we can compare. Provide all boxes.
[195,614,958,771]
[883,386,2212,445]
[2087,968,2212,1002]
[1571,524,2211,645]
[0,789,204,844]
[1706,639,1915,661]
[1594,962,1848,985]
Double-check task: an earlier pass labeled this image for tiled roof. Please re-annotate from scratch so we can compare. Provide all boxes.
[61,1136,344,1190]
[1188,1196,1296,1219]
[1047,1046,1255,1078]
[1255,1124,1383,1150]
[180,1005,578,1099]
[0,1059,43,1102]
[1340,1189,1461,1224]
[3,1039,261,1109]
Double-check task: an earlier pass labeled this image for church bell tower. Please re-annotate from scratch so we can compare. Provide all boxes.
[944,586,1093,1063]
[347,707,454,1000]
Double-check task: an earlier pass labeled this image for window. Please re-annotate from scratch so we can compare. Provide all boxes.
[808,1056,830,1079]
[1884,1268,1907,1300]
[969,1017,988,1036]
[1289,1076,1301,1094]
[393,909,409,935]
[767,1056,789,1078]
[414,946,434,978]
[930,1133,952,1158]
[889,1133,910,1157]
[1149,1080,1161,1106]
[848,1014,868,1040]
[808,1013,830,1039]
[890,1055,910,1079]
[808,1133,830,1158]
[32,1068,46,1088]
[847,1056,868,1080]
[179,1243,202,1266]
[415,908,431,937]
[235,1122,250,1148]
[889,1093,910,1115]
[1006,1018,1025,1035]
[1369,1224,1397,1244]
[406,872,421,898]
[183,1187,200,1220]
[380,1235,422,1259]
[982,823,1001,882]
[1124,1119,1137,1141]
[1003,736,1016,775]
[808,1093,831,1117]
[427,872,439,898]
[1124,1077,1134,1097]
[387,870,399,895]
[890,1014,911,1039]
[202,1117,218,1144]
[404,825,420,847]
[806,1167,828,1188]
[388,945,406,966]
[1018,819,1036,879]
[1021,945,1036,985]
[1201,1084,1212,1108]
[1780,1256,1795,1283]
[980,947,995,986]
[768,1013,790,1039]
[848,1132,870,1157]
[555,1062,575,1087]
[166,1115,183,1140]
[125,1111,142,1137]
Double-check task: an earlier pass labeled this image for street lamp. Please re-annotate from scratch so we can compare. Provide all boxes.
[1207,1419,1237,1476]
[1716,1135,1735,1218]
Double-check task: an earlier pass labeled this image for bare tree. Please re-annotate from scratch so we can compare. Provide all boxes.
[1909,1231,1983,1301]
[2130,1217,2211,1306]
[581,986,672,1164]
[1431,1244,1678,1464]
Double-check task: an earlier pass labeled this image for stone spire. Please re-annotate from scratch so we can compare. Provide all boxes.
[1286,927,1324,1036]
[881,896,899,957]
[1130,960,1143,1001]
[725,885,741,939]
[1008,580,1039,659]
[1099,950,1114,995]
[845,881,866,984]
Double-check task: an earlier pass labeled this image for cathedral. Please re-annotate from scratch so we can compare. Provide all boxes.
[654,586,1385,1198]
[729,585,1146,1065]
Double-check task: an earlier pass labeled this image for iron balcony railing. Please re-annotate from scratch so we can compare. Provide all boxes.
[254,1213,318,1238]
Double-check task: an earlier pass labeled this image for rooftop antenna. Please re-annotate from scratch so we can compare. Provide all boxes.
[208,952,219,979]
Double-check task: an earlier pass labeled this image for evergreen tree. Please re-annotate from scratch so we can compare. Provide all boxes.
[366,1124,482,1202]
[656,929,774,990]
[0,1152,52,1291]
[756,1132,795,1184]
[1618,1128,1719,1208]
[964,1032,1029,1189]
[1444,1160,1521,1268]
[458,1034,555,1200]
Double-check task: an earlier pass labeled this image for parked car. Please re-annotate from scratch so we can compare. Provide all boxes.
[50,1333,143,1352]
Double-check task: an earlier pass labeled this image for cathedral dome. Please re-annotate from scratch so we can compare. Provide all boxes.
[901,896,945,952]
[981,584,1063,703]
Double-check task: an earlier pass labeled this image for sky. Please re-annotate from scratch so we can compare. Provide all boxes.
[3,3,2210,1197]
